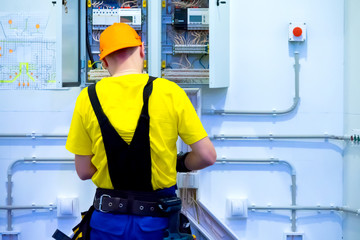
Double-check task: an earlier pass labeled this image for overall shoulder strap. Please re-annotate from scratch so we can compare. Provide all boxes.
[88,83,109,126]
[140,76,157,119]
[125,75,157,191]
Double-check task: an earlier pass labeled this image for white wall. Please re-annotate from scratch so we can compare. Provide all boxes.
[200,0,345,239]
[344,0,360,239]
[0,0,95,238]
[0,0,354,240]
[0,89,97,238]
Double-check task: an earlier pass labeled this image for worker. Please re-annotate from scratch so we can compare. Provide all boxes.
[65,22,216,240]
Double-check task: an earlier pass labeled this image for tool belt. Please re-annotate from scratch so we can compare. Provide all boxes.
[53,187,193,240]
[93,187,174,217]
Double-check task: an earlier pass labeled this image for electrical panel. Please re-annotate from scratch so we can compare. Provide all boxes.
[82,0,229,87]
[86,0,147,84]
[161,0,210,85]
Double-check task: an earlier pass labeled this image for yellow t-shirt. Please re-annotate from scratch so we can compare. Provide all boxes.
[66,74,207,190]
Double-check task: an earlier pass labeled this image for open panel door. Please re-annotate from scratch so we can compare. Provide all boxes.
[209,0,230,88]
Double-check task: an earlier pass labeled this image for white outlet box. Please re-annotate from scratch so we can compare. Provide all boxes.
[0,231,20,240]
[57,197,79,218]
[177,172,199,189]
[226,198,248,219]
[284,232,304,240]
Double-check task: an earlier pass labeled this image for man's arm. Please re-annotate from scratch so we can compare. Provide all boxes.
[75,154,97,180]
[184,137,216,170]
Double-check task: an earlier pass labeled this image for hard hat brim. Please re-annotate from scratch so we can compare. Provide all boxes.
[99,42,142,60]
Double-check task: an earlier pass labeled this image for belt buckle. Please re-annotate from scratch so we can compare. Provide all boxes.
[99,194,111,213]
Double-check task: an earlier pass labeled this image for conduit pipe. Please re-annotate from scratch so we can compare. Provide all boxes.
[0,205,56,210]
[202,52,300,115]
[214,159,360,232]
[5,158,74,231]
[215,158,297,231]
[249,205,360,215]
[0,133,67,139]
[212,134,351,142]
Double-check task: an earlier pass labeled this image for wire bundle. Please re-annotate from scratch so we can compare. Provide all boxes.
[172,0,203,8]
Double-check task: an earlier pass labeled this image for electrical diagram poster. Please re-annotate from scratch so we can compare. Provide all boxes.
[0,13,60,89]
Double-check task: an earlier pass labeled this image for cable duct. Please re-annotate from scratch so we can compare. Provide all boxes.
[210,158,360,233]
[248,205,360,215]
[0,133,67,139]
[2,157,360,236]
[212,134,352,142]
[202,52,300,116]
[0,132,354,143]
[214,158,297,232]
[3,158,74,231]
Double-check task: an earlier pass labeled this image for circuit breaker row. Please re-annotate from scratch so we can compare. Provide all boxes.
[92,8,142,30]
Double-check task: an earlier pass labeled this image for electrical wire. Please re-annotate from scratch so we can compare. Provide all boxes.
[179,182,221,239]
[121,0,138,8]
[171,62,190,69]
[199,54,206,69]
[91,61,102,68]
[92,31,101,42]
[172,0,202,8]
[184,54,191,68]
[86,1,96,69]
[172,31,208,46]
[92,1,104,8]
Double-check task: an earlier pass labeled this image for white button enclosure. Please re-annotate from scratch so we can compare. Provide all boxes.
[289,22,306,42]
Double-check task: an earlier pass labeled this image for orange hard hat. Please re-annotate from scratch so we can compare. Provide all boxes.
[99,23,142,60]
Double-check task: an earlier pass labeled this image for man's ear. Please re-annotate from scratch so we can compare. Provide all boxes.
[101,58,109,69]
[140,42,145,58]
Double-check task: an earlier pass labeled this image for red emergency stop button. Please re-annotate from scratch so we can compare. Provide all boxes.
[293,27,303,37]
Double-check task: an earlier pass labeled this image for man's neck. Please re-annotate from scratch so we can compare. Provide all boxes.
[111,68,142,77]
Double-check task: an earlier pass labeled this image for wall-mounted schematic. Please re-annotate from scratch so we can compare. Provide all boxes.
[0,11,61,89]
[85,0,147,84]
